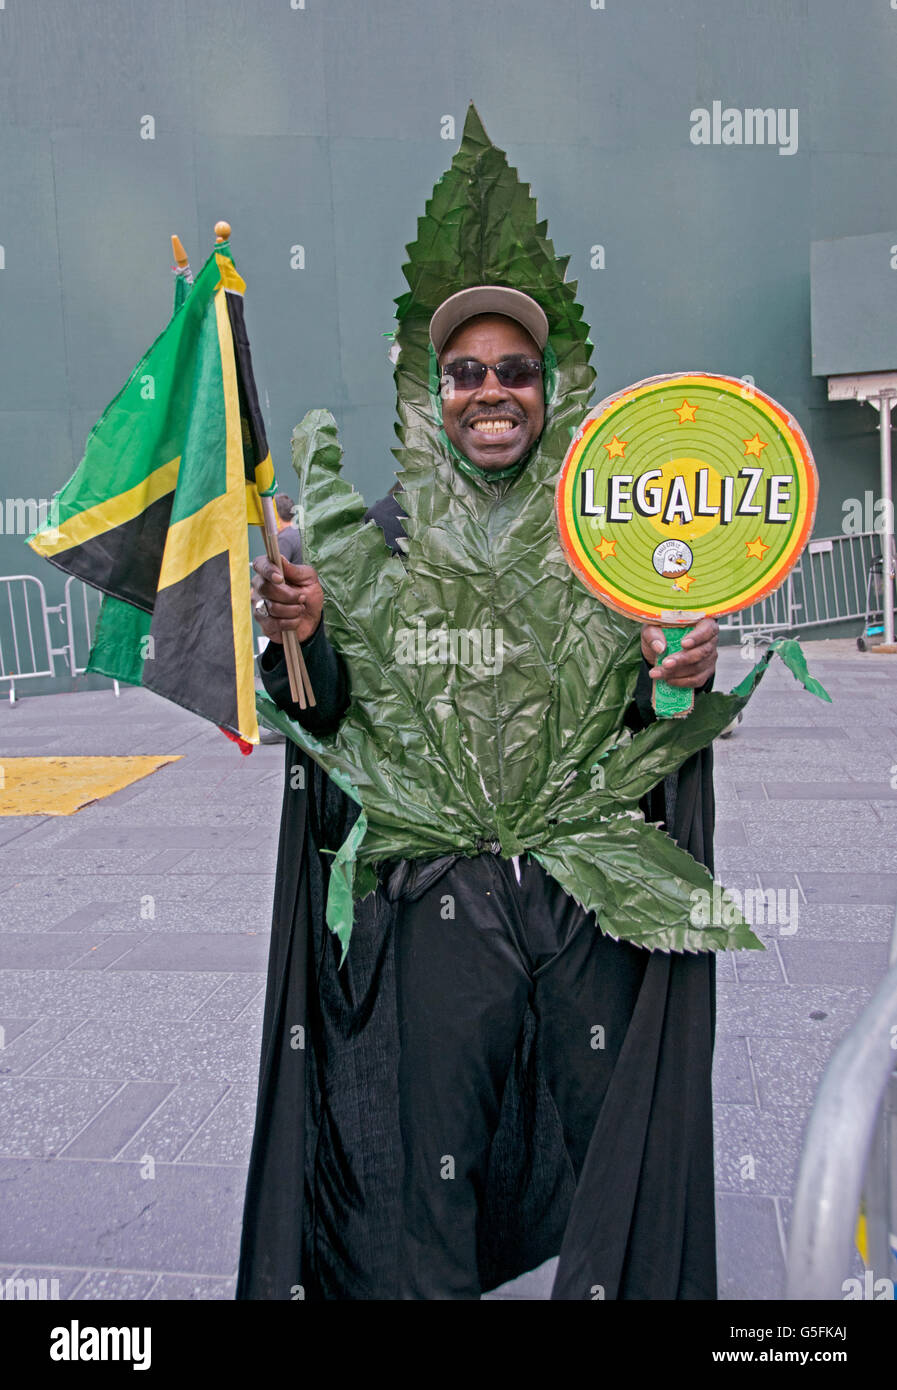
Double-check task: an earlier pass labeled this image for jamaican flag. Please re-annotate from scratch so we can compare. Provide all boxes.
[28,242,274,745]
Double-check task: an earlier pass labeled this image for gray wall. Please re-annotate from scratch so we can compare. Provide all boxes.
[2,0,896,681]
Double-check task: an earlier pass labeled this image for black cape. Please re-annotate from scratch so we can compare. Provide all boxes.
[236,493,718,1301]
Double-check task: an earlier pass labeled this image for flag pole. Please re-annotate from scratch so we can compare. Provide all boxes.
[213,221,315,710]
[171,233,194,285]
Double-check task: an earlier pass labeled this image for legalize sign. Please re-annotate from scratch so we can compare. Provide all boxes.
[557,372,818,625]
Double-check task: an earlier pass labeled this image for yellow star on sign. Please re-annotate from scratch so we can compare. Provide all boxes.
[674,572,696,592]
[746,536,770,560]
[674,399,698,424]
[603,435,627,459]
[743,433,768,457]
[597,536,617,559]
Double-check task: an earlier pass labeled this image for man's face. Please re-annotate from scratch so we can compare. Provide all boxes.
[438,314,545,471]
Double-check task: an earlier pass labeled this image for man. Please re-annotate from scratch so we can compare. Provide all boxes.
[273,491,303,566]
[240,287,721,1301]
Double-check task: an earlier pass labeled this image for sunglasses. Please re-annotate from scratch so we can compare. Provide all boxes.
[440,355,543,393]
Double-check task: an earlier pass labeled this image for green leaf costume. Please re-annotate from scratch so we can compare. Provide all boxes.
[257,103,828,963]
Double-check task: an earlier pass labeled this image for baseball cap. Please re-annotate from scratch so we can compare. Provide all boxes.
[429,285,549,358]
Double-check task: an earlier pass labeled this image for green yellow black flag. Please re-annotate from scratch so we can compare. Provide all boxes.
[27,241,274,745]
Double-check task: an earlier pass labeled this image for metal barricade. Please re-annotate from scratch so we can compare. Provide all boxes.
[785,904,897,1299]
[720,530,894,640]
[718,572,798,641]
[0,574,67,702]
[796,531,892,631]
[0,574,119,701]
[63,577,119,695]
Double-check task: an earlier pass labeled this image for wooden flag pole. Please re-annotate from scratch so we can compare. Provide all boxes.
[171,233,193,283]
[213,222,315,710]
[259,493,316,710]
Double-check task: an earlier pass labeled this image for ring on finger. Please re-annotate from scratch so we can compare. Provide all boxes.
[254,598,270,618]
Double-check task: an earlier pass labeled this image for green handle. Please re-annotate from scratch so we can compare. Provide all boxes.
[652,626,695,719]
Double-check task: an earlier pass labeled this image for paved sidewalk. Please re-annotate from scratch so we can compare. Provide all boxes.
[0,639,894,1299]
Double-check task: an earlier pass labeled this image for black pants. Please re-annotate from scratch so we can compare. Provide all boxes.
[392,850,654,1300]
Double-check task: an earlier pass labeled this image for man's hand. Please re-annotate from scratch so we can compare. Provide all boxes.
[252,555,324,645]
[640,616,719,688]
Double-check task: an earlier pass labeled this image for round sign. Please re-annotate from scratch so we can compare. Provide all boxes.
[556,373,818,624]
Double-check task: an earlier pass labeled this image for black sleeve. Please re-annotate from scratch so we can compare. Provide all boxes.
[259,618,350,735]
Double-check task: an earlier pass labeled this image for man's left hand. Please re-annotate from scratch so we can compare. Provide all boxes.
[640,617,719,688]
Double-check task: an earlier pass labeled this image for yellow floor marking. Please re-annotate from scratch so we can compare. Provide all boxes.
[0,756,182,816]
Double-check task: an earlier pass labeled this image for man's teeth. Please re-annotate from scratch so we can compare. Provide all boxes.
[471,419,516,433]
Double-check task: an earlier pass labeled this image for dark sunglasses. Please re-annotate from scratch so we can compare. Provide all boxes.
[440,355,543,393]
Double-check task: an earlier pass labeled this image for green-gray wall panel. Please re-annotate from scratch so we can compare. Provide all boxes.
[194,132,339,417]
[0,410,74,590]
[0,0,193,132]
[811,231,897,376]
[51,130,200,411]
[184,0,327,138]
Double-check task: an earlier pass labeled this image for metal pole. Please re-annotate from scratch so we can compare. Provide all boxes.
[786,958,897,1298]
[876,393,895,645]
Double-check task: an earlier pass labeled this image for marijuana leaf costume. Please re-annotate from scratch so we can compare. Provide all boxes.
[237,104,826,1301]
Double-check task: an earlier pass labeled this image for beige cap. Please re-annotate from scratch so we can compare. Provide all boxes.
[429,285,549,357]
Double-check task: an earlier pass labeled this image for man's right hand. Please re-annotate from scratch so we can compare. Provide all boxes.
[252,555,324,645]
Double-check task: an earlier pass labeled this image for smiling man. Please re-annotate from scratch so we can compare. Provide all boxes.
[239,273,724,1301]
[434,301,546,471]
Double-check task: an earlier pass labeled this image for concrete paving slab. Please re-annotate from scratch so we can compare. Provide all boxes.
[720,847,897,873]
[0,969,229,1023]
[733,942,789,984]
[0,878,225,931]
[712,1036,756,1105]
[186,976,266,1022]
[177,1086,256,1165]
[778,938,891,987]
[71,1270,161,1299]
[716,1194,786,1300]
[749,1032,848,1112]
[145,1274,236,1299]
[0,1078,121,1156]
[0,933,115,968]
[798,872,897,905]
[715,982,872,1041]
[0,1158,244,1275]
[59,1082,175,1159]
[762,781,897,801]
[0,1018,90,1075]
[68,934,151,970]
[65,826,251,851]
[165,849,280,876]
[2,1267,90,1299]
[713,820,748,846]
[29,1018,263,1084]
[0,1017,37,1047]
[713,1103,808,1197]
[118,1084,230,1163]
[0,819,50,846]
[106,934,269,973]
[787,903,895,941]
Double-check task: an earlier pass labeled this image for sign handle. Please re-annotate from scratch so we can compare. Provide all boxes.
[652,626,695,719]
